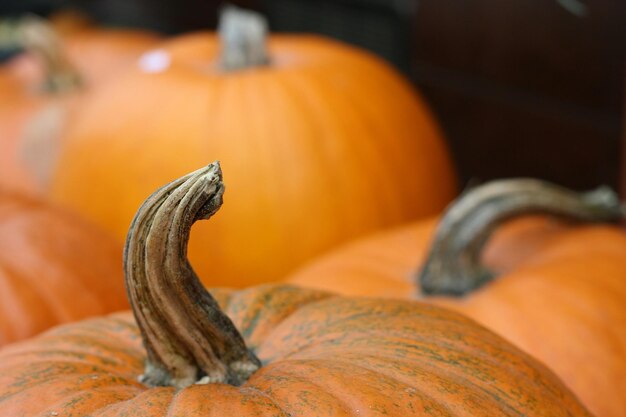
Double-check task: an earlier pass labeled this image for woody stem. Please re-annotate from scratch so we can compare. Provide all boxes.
[124,162,261,389]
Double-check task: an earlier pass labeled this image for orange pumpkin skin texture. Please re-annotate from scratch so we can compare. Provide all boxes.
[288,216,569,297]
[0,17,159,196]
[49,29,457,288]
[0,286,591,416]
[55,28,161,86]
[288,181,626,417]
[0,191,128,345]
[1,163,587,417]
[0,65,51,194]
[3,22,160,88]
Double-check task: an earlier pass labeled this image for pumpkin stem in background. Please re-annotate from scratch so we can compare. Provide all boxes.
[123,162,261,389]
[418,179,624,296]
[218,4,270,71]
[1,14,82,94]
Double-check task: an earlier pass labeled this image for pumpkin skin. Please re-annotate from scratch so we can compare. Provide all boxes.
[0,65,52,194]
[0,284,591,416]
[1,162,586,416]
[0,191,128,345]
[0,18,160,195]
[49,30,457,288]
[288,216,571,297]
[288,209,626,417]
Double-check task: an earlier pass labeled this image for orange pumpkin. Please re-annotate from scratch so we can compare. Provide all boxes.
[288,179,626,417]
[49,7,457,288]
[0,190,128,345]
[0,164,590,416]
[0,15,159,195]
[47,8,94,35]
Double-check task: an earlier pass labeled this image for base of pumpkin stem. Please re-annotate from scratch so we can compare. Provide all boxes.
[139,356,261,389]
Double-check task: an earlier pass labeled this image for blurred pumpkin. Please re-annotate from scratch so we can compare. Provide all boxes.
[288,178,626,417]
[0,14,159,195]
[0,190,127,346]
[0,164,590,416]
[49,6,457,288]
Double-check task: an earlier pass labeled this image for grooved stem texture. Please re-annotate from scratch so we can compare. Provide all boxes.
[218,5,270,71]
[124,162,261,389]
[418,179,624,295]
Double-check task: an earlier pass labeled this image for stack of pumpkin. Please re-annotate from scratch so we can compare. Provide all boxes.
[0,7,623,417]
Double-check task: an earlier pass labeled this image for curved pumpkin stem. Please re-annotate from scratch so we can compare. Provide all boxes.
[418,179,624,296]
[0,14,82,93]
[218,4,270,71]
[124,162,261,389]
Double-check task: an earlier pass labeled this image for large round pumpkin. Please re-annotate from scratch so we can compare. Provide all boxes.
[49,7,457,288]
[288,179,626,417]
[0,164,589,416]
[0,190,128,345]
[0,15,159,195]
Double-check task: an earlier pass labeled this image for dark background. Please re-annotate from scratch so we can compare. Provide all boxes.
[2,0,625,193]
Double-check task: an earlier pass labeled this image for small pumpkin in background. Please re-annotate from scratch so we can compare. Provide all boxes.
[0,14,159,195]
[288,179,626,417]
[0,190,127,346]
[50,6,457,288]
[0,164,590,416]
[46,8,94,35]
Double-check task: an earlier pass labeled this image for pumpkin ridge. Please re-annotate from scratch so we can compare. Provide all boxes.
[339,354,535,416]
[33,384,141,417]
[295,328,537,384]
[0,346,136,371]
[237,386,292,417]
[36,319,141,350]
[252,357,507,416]
[222,284,336,348]
[89,387,174,417]
[251,362,361,416]
[0,192,128,345]
[275,357,461,414]
[0,362,138,405]
[2,252,102,324]
[273,70,347,237]
[282,332,540,403]
[0,262,57,343]
[255,296,573,409]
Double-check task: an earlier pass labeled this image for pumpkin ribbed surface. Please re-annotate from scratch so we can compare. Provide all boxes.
[0,285,589,416]
[288,216,569,298]
[0,191,127,345]
[49,33,457,287]
[288,218,626,417]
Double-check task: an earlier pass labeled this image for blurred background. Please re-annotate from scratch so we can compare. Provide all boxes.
[1,0,624,192]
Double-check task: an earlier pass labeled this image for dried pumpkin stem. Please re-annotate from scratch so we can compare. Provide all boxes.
[0,14,82,93]
[418,179,624,296]
[124,162,261,389]
[218,4,270,71]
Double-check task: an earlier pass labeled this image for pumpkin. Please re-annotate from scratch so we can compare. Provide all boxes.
[288,178,626,417]
[0,189,128,346]
[0,163,590,416]
[47,8,94,36]
[49,6,457,288]
[0,15,159,195]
